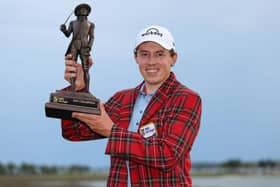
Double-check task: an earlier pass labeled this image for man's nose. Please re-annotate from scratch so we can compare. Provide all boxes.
[147,55,158,65]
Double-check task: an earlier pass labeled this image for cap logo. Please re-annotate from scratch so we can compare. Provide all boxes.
[141,28,163,37]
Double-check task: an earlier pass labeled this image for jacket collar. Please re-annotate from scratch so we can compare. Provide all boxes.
[134,72,177,96]
[132,72,178,126]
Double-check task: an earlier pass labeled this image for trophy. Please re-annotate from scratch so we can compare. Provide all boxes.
[45,3,100,120]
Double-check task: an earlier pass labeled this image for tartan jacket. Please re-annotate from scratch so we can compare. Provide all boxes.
[61,72,202,187]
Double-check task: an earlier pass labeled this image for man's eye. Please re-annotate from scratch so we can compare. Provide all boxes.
[140,53,149,57]
[156,52,164,57]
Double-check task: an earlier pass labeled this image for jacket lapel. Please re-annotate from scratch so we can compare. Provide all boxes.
[140,91,167,126]
[139,72,176,126]
[119,83,142,129]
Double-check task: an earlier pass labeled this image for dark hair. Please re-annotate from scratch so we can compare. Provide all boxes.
[169,49,176,57]
[134,48,176,57]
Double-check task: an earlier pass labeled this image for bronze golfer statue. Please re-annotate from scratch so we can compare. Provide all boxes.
[60,3,95,92]
[45,3,100,120]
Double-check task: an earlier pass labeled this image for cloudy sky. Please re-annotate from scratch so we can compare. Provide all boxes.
[0,0,279,168]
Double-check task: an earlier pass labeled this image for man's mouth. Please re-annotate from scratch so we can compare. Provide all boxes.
[146,68,159,73]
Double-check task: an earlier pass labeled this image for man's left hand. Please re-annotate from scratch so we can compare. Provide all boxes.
[72,103,113,137]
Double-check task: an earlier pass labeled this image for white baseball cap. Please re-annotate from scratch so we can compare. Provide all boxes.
[135,25,176,51]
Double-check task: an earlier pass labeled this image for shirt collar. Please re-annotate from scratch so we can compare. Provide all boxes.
[139,84,157,96]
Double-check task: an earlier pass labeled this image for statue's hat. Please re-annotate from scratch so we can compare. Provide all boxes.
[74,3,91,16]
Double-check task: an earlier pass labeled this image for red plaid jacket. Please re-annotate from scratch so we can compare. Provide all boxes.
[62,72,202,187]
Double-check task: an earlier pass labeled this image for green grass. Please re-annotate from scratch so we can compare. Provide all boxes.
[0,174,107,187]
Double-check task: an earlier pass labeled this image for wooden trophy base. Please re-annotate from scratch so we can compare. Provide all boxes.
[45,90,100,120]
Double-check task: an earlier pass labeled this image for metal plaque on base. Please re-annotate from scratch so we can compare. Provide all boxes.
[45,90,100,120]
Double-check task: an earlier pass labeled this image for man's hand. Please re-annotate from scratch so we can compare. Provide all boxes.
[72,103,113,137]
[64,54,93,91]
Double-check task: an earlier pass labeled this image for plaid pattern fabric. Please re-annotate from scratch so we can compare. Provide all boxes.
[61,72,202,187]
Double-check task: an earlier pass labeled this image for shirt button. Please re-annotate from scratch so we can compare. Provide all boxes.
[140,110,143,114]
[136,122,139,126]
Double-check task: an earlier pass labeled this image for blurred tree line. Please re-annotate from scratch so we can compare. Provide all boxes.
[0,162,91,175]
[192,159,280,175]
[221,159,279,173]
[222,159,278,168]
[0,159,279,176]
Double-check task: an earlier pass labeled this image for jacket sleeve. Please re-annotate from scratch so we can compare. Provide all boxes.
[60,86,105,141]
[61,119,104,141]
[105,92,202,172]
[61,89,123,141]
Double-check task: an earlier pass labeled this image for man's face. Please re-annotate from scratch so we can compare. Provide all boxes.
[135,42,177,92]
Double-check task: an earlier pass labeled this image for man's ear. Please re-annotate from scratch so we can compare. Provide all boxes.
[133,50,137,61]
[134,53,140,64]
[171,53,178,67]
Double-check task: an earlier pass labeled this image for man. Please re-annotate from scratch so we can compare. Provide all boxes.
[60,3,95,91]
[62,25,202,186]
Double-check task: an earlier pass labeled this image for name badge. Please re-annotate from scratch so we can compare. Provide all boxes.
[140,122,157,138]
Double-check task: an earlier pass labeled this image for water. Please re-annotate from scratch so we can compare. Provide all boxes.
[192,175,280,187]
[31,180,106,187]
[2,175,279,187]
[85,176,280,187]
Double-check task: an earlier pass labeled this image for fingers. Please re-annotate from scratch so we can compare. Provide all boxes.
[64,55,92,90]
[72,112,99,129]
[65,55,76,67]
[99,103,106,114]
[72,112,98,121]
[64,66,77,82]
[88,58,94,68]
[64,55,78,82]
[72,112,91,121]
[65,54,72,60]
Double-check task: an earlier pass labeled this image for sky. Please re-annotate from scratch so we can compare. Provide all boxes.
[0,0,279,168]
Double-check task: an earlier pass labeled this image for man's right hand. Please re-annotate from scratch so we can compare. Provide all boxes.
[64,54,93,91]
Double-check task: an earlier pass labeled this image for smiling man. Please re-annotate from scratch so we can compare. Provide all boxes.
[62,25,202,187]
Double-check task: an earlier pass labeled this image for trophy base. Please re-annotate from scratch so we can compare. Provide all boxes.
[45,90,100,120]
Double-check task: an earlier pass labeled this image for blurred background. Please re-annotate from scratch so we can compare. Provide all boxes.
[0,1,279,186]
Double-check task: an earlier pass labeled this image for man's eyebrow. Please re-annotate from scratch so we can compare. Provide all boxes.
[155,50,164,53]
[138,49,165,53]
[138,50,149,53]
